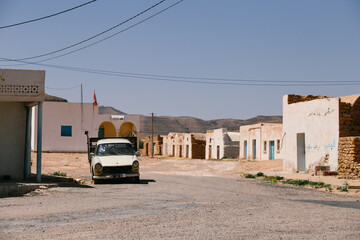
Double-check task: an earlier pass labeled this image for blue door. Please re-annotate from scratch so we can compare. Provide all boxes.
[270,141,275,160]
[252,139,256,160]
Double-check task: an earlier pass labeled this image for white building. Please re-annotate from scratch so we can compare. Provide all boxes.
[0,69,45,180]
[206,128,240,159]
[282,94,360,175]
[239,123,283,160]
[31,101,141,152]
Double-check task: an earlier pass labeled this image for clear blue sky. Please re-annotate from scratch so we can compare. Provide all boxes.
[1,0,359,120]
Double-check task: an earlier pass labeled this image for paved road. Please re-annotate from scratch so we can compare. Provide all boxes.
[1,173,360,239]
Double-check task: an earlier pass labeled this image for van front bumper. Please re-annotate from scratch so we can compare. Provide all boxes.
[93,173,140,179]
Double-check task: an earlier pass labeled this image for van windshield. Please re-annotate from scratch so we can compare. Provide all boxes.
[96,143,135,156]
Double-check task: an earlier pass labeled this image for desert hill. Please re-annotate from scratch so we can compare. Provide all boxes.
[44,96,282,136]
[140,115,282,135]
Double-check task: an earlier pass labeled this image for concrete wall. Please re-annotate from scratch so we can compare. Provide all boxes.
[205,130,214,159]
[32,102,141,152]
[0,68,45,180]
[0,102,26,180]
[282,95,339,172]
[205,128,239,159]
[239,123,282,160]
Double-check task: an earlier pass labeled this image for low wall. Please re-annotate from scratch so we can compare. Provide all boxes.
[338,137,360,179]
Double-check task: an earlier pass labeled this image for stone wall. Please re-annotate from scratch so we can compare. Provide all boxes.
[191,136,205,159]
[338,137,360,179]
[339,101,360,137]
[287,94,329,105]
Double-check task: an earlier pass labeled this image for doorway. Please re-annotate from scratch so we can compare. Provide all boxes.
[297,133,306,171]
[269,141,275,160]
[252,139,256,160]
[244,141,247,159]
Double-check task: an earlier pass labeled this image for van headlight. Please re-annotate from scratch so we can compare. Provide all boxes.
[95,163,103,170]
[94,163,102,175]
[132,161,139,168]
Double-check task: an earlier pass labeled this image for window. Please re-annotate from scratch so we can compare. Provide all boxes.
[61,126,72,137]
[264,141,267,153]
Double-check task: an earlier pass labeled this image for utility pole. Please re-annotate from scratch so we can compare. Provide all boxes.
[80,84,83,129]
[151,112,154,158]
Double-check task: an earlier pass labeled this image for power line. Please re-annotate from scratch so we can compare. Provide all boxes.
[1,0,184,67]
[1,58,359,86]
[0,0,97,30]
[45,85,81,90]
[2,0,169,62]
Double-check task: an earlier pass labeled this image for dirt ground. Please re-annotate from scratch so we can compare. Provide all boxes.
[31,152,283,180]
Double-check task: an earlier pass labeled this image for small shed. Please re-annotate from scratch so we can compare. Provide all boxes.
[0,69,45,181]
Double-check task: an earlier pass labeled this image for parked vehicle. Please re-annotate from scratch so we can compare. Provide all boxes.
[85,131,140,184]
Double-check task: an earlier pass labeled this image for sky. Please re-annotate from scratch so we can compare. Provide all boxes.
[0,0,359,120]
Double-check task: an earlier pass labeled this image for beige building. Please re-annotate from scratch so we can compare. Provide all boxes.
[163,132,206,159]
[31,101,141,152]
[141,135,164,156]
[0,69,45,180]
[183,133,206,159]
[283,94,360,178]
[239,123,282,160]
[206,128,240,160]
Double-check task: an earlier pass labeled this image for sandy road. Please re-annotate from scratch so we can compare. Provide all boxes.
[0,153,358,239]
[1,173,360,239]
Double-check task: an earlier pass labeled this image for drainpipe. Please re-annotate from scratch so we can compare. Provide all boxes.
[24,106,32,180]
[37,102,43,183]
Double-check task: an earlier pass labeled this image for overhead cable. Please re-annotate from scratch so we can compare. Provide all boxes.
[0,0,97,29]
[0,57,358,87]
[1,0,184,66]
[3,0,169,61]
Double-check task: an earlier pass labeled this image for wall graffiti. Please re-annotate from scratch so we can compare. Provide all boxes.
[308,107,335,117]
[307,138,336,152]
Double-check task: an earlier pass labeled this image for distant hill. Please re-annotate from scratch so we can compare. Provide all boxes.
[44,94,282,135]
[99,106,127,115]
[140,115,282,135]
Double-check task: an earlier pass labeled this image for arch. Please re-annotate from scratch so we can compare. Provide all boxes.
[119,122,137,137]
[99,121,116,138]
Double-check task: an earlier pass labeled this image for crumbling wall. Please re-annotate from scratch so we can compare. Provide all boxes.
[191,136,205,159]
[287,94,329,105]
[224,146,239,159]
[141,135,163,156]
[338,137,360,179]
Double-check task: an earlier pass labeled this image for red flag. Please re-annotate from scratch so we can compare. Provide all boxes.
[93,91,98,106]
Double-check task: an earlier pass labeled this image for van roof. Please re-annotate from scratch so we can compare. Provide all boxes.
[96,138,131,145]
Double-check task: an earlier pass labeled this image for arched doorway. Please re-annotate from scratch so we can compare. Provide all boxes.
[119,122,136,137]
[98,121,116,138]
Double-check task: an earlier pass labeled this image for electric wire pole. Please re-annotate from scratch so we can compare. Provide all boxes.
[151,112,154,158]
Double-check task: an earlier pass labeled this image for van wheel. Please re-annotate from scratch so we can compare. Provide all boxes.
[133,177,140,183]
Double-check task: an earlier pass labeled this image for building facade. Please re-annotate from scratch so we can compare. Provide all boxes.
[283,94,360,178]
[163,132,206,159]
[206,128,240,160]
[0,69,45,180]
[239,123,282,160]
[141,135,164,156]
[32,101,141,152]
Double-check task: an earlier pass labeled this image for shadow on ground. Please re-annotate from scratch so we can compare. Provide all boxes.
[94,178,156,185]
[292,199,360,210]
